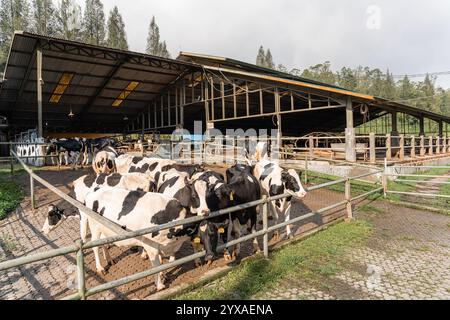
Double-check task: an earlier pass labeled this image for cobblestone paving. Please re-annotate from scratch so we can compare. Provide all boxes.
[256,202,450,300]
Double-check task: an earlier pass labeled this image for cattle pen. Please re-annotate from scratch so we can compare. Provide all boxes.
[0,148,384,300]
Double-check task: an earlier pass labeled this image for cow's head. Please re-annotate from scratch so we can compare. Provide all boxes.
[281,169,307,198]
[41,205,66,235]
[190,179,211,216]
[92,151,116,174]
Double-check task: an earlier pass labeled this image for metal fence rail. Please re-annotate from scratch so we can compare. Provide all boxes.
[0,151,383,300]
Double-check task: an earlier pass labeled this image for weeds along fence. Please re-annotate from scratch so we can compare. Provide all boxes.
[0,150,383,300]
[383,161,450,201]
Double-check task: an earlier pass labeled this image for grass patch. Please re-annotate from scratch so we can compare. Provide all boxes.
[174,220,372,300]
[305,170,381,200]
[0,175,23,220]
[358,204,384,214]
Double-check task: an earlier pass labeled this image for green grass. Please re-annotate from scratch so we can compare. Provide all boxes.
[358,204,384,214]
[0,174,23,220]
[174,220,372,300]
[304,170,381,200]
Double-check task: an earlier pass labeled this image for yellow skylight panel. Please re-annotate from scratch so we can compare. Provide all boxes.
[112,81,139,107]
[49,72,74,104]
[112,99,123,107]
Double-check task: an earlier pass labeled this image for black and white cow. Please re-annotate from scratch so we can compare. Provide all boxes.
[253,158,307,239]
[92,146,120,174]
[45,138,86,169]
[198,164,261,262]
[161,163,204,178]
[42,172,156,242]
[82,188,192,290]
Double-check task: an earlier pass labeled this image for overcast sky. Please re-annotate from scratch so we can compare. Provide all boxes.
[78,0,450,88]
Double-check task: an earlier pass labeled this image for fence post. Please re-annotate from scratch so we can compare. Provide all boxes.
[345,177,352,221]
[304,155,308,184]
[262,196,269,259]
[399,134,404,160]
[75,239,86,300]
[382,158,388,198]
[30,171,35,210]
[9,143,14,175]
[428,136,433,156]
[308,136,314,157]
[420,135,425,156]
[385,133,391,160]
[410,135,415,158]
[369,132,376,164]
[436,136,440,155]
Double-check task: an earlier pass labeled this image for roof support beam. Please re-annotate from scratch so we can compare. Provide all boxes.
[78,58,127,119]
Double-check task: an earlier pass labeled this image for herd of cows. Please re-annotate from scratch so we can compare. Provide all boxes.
[41,140,307,291]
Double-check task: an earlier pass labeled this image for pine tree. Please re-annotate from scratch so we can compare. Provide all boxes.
[82,0,106,46]
[338,67,357,91]
[256,45,265,67]
[106,6,128,50]
[146,16,170,58]
[31,0,58,36]
[58,0,82,41]
[0,0,31,71]
[265,49,275,69]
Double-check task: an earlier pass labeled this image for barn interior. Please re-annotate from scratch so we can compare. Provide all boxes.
[1,32,449,156]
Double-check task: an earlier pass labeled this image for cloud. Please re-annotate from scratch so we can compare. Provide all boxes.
[90,0,450,88]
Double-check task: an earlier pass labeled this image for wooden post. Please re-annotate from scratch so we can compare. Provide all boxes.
[304,155,308,184]
[410,135,415,158]
[420,135,425,156]
[382,158,388,198]
[369,132,376,164]
[262,196,269,259]
[399,134,404,160]
[429,136,433,156]
[37,46,43,138]
[345,97,356,162]
[436,136,440,154]
[345,177,352,221]
[30,172,35,210]
[75,240,86,300]
[385,133,391,160]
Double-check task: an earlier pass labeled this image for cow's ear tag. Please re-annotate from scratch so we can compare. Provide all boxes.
[218,227,225,234]
[193,237,201,244]
[229,192,234,201]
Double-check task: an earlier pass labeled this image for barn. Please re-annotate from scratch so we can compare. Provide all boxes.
[1,31,450,163]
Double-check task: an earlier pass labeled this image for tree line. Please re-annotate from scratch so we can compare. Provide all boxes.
[0,0,171,72]
[256,45,450,118]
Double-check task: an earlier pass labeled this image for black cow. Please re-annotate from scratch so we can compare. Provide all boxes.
[199,164,261,262]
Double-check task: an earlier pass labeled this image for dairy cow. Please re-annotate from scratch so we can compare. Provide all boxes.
[92,146,120,174]
[253,159,307,239]
[198,164,261,262]
[82,188,193,290]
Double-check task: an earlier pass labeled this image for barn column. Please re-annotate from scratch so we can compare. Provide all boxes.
[36,46,43,137]
[390,111,399,158]
[419,116,425,136]
[345,97,356,162]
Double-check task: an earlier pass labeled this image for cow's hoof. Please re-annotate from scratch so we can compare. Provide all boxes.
[223,251,232,261]
[271,232,280,242]
[156,284,166,291]
[231,250,238,259]
[97,268,107,276]
[288,234,294,240]
[108,259,117,266]
[205,260,213,267]
[253,244,261,254]
[194,259,202,267]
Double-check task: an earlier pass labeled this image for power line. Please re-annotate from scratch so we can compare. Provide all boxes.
[392,71,450,79]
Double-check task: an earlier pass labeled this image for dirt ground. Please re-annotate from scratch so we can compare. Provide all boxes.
[0,165,349,300]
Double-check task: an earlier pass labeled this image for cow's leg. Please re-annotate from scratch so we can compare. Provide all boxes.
[64,152,69,166]
[102,246,116,267]
[284,202,293,239]
[145,247,165,291]
[91,227,106,275]
[271,201,281,241]
[140,250,148,260]
[223,219,232,261]
[250,210,260,253]
[231,219,242,259]
[79,215,89,242]
[191,243,202,267]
